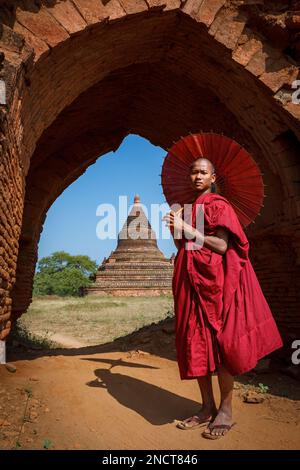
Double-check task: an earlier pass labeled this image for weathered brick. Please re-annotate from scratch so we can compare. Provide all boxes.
[197,0,226,27]
[182,0,204,17]
[147,0,181,10]
[71,0,108,25]
[0,327,11,340]
[0,24,25,53]
[210,8,247,50]
[16,6,69,47]
[246,46,281,77]
[232,31,262,66]
[47,0,88,34]
[284,102,300,120]
[119,0,148,14]
[101,0,127,20]
[259,60,299,93]
[14,22,50,62]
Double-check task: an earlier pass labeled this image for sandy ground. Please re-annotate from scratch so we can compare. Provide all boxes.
[1,333,300,450]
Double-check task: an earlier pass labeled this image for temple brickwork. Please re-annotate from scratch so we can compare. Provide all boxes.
[86,196,174,296]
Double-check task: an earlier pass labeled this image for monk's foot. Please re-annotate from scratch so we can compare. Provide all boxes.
[202,408,234,439]
[176,405,218,430]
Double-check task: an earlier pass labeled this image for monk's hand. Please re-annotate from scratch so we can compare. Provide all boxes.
[163,208,185,233]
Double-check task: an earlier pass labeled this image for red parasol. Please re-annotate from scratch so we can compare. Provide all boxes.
[161,132,264,227]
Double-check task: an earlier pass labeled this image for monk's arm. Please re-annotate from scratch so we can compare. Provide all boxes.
[184,225,229,255]
[163,212,228,254]
[203,228,229,255]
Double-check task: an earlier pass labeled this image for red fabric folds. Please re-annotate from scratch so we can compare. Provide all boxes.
[172,192,283,378]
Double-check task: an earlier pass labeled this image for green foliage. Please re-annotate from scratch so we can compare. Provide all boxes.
[258,383,269,394]
[43,439,52,450]
[33,251,97,297]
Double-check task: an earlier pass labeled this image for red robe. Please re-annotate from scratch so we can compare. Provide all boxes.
[172,191,283,378]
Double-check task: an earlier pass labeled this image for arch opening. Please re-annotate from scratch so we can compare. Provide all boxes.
[0,1,299,341]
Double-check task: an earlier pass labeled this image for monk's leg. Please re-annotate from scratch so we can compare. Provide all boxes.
[203,364,234,436]
[178,375,217,428]
[197,375,218,417]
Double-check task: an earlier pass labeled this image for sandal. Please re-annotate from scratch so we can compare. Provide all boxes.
[176,412,215,430]
[202,422,236,439]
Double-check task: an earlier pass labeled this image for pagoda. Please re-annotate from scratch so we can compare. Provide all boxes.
[86,195,174,296]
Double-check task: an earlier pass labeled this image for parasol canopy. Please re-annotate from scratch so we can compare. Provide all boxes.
[161,132,264,227]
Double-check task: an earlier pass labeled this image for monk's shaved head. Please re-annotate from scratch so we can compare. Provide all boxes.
[190,157,215,175]
[189,157,217,194]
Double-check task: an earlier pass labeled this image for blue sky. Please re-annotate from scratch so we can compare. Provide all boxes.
[37,134,177,266]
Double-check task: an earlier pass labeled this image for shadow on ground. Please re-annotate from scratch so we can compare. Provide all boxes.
[6,317,300,401]
[86,366,201,425]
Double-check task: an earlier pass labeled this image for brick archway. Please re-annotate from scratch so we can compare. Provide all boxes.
[0,0,300,340]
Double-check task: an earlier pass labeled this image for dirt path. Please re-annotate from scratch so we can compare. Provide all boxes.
[48,333,85,349]
[0,347,299,450]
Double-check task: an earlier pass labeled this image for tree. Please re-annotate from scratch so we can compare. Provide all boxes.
[33,251,98,297]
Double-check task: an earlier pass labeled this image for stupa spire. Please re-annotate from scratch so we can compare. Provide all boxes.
[86,194,173,296]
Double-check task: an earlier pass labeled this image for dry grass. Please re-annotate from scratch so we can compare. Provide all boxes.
[16,295,174,347]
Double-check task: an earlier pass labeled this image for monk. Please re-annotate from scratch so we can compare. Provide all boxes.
[163,157,283,439]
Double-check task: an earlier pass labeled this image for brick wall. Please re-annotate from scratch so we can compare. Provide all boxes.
[0,0,299,341]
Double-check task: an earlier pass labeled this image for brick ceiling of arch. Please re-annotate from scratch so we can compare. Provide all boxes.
[0,0,300,337]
